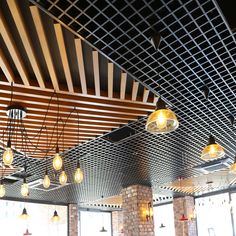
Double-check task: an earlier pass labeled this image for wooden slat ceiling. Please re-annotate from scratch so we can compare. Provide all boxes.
[160,170,236,195]
[0,0,156,158]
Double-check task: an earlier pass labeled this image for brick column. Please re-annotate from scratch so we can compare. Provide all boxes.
[173,196,197,236]
[122,185,155,236]
[112,211,124,236]
[68,204,78,236]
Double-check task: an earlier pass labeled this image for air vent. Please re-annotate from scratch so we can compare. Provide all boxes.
[102,126,137,143]
[28,179,68,192]
[194,157,232,174]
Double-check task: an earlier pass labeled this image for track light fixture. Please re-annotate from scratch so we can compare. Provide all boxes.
[201,135,225,160]
[146,97,179,134]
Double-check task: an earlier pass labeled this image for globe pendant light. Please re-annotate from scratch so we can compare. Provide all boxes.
[43,170,50,189]
[3,139,13,166]
[53,146,63,171]
[230,156,236,174]
[201,135,225,160]
[51,210,60,223]
[146,97,179,134]
[74,161,83,184]
[59,166,67,185]
[21,177,29,197]
[20,207,29,220]
[0,179,6,198]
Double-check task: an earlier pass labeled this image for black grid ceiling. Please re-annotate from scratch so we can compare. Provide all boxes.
[7,0,236,203]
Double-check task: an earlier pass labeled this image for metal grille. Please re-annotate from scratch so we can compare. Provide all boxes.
[7,0,236,203]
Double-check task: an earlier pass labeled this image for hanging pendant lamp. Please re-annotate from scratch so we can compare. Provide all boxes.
[179,214,188,222]
[21,177,29,197]
[3,139,13,166]
[53,146,63,171]
[159,223,166,228]
[59,165,67,185]
[146,97,179,134]
[74,161,83,184]
[51,210,60,223]
[201,135,225,160]
[20,207,29,220]
[43,170,51,189]
[99,196,108,233]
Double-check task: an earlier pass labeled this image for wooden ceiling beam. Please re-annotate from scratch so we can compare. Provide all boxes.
[30,6,60,91]
[108,62,114,98]
[92,51,100,96]
[0,49,15,83]
[74,38,87,94]
[54,23,74,93]
[120,72,127,100]
[143,88,150,103]
[0,11,29,86]
[131,81,139,101]
[7,0,45,88]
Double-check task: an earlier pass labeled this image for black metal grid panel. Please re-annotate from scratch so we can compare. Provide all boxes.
[7,0,236,203]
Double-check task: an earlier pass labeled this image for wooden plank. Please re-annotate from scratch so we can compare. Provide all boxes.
[74,38,87,94]
[131,81,139,101]
[142,88,150,103]
[120,72,127,99]
[0,11,29,86]
[54,23,74,93]
[92,51,100,96]
[30,6,59,91]
[0,49,15,83]
[7,0,45,88]
[108,62,114,98]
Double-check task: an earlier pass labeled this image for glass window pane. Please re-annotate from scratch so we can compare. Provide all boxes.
[154,203,175,236]
[0,200,67,236]
[80,211,112,236]
[195,193,233,236]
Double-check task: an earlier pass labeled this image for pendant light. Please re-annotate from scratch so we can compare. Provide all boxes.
[159,223,166,228]
[19,207,29,220]
[146,97,179,134]
[178,178,188,222]
[51,210,60,223]
[53,146,63,171]
[59,165,67,185]
[43,158,50,188]
[0,179,6,198]
[21,177,29,197]
[23,229,32,236]
[3,139,13,166]
[201,135,225,160]
[74,161,83,184]
[99,196,108,233]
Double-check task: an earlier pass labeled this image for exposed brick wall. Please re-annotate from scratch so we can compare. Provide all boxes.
[122,185,155,236]
[68,204,78,236]
[173,196,197,236]
[112,211,124,236]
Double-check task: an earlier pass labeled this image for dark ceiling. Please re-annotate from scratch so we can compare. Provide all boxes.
[1,0,236,205]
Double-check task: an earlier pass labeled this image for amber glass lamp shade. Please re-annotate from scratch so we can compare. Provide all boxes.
[146,97,179,134]
[201,135,225,160]
[20,207,29,220]
[0,180,6,198]
[51,210,60,223]
[74,162,83,184]
[3,140,13,166]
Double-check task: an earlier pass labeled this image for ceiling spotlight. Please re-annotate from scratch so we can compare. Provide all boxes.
[20,207,29,220]
[202,85,210,100]
[150,32,161,50]
[51,210,60,223]
[146,97,179,134]
[201,135,225,160]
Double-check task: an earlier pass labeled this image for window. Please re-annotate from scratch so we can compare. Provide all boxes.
[195,193,233,236]
[80,211,112,236]
[153,203,175,236]
[0,200,67,236]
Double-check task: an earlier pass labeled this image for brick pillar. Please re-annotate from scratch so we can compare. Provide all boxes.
[112,211,124,236]
[122,185,155,236]
[173,196,197,236]
[68,204,78,236]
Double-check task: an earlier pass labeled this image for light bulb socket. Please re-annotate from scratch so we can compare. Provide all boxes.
[22,207,27,215]
[23,177,27,184]
[56,146,59,154]
[77,161,80,169]
[156,97,166,110]
[208,135,216,145]
[7,139,11,148]
[53,210,58,217]
[45,169,48,175]
[0,179,3,185]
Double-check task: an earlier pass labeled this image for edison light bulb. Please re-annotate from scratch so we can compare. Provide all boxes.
[43,174,50,189]
[3,147,13,166]
[21,183,29,197]
[59,170,67,185]
[0,184,6,198]
[53,153,63,171]
[74,167,83,184]
[156,110,167,130]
